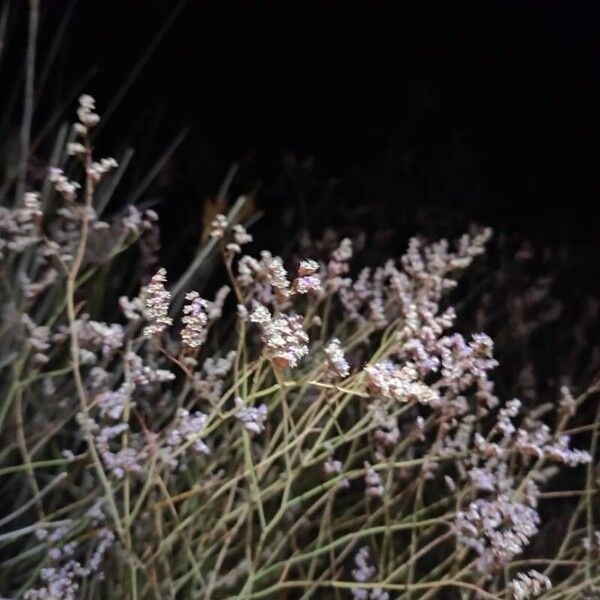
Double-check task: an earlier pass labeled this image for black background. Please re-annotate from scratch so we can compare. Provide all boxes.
[4,0,600,249]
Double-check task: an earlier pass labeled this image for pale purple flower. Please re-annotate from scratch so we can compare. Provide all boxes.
[324,338,350,379]
[181,291,210,349]
[265,256,291,296]
[351,547,387,599]
[364,462,384,498]
[510,570,551,599]
[167,408,210,455]
[234,397,268,434]
[250,303,309,369]
[142,268,173,337]
[293,259,322,294]
[365,361,438,404]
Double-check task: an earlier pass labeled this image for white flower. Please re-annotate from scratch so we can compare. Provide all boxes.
[76,94,100,128]
[210,214,228,239]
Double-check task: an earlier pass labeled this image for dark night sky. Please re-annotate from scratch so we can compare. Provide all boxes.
[5,1,600,246]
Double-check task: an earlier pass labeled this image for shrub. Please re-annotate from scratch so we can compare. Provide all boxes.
[1,92,599,600]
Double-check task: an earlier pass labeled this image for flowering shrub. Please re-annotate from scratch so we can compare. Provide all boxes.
[0,95,599,600]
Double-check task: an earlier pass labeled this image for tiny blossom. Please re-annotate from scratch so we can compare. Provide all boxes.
[265,256,291,296]
[102,445,146,479]
[249,302,272,324]
[126,352,175,386]
[21,314,50,364]
[119,295,144,320]
[75,317,124,357]
[181,291,210,349]
[236,254,262,287]
[87,157,118,183]
[142,267,173,337]
[364,462,384,498]
[351,547,387,600]
[62,450,76,462]
[324,457,343,476]
[226,242,242,254]
[24,525,113,600]
[367,400,401,454]
[352,546,376,582]
[67,142,85,156]
[207,285,230,320]
[80,419,146,479]
[298,259,319,276]
[497,398,521,437]
[544,434,591,466]
[194,351,236,402]
[234,397,268,434]
[332,238,353,263]
[0,194,43,257]
[233,223,252,245]
[121,205,157,234]
[365,360,439,404]
[167,408,210,455]
[24,191,42,214]
[210,214,228,239]
[48,167,81,201]
[324,338,350,379]
[253,306,309,369]
[582,531,600,551]
[559,385,576,416]
[455,494,540,570]
[510,570,551,599]
[293,259,322,294]
[88,528,115,572]
[76,93,100,128]
[96,382,134,420]
[468,467,497,492]
[24,561,83,600]
[293,273,321,294]
[325,237,353,292]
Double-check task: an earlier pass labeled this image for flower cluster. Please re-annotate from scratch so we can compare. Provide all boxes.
[142,267,173,337]
[350,547,389,600]
[48,167,81,201]
[456,494,541,570]
[324,337,350,379]
[181,291,210,349]
[249,303,309,369]
[234,397,268,434]
[76,94,100,129]
[0,192,42,257]
[510,570,552,599]
[365,360,438,404]
[292,259,322,294]
[24,528,114,600]
[364,462,384,498]
[166,408,210,457]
